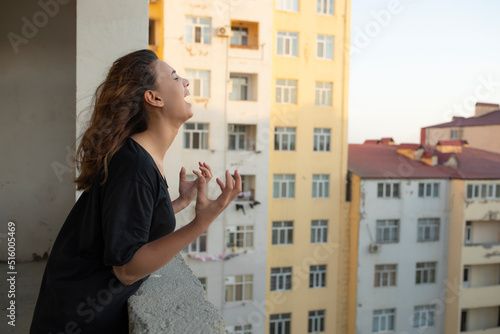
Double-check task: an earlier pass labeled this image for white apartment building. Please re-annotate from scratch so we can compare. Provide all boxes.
[159,1,272,333]
[349,143,452,334]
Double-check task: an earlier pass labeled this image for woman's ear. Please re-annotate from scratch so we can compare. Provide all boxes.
[144,90,164,108]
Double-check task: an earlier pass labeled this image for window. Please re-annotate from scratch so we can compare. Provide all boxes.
[450,129,458,139]
[417,218,440,242]
[148,20,156,45]
[463,266,470,288]
[228,124,256,151]
[309,265,326,288]
[183,123,209,149]
[460,310,467,332]
[273,174,295,199]
[315,82,332,106]
[377,182,400,198]
[230,75,249,100]
[313,128,331,152]
[312,175,330,198]
[270,267,292,291]
[317,0,334,15]
[230,26,248,46]
[308,310,325,333]
[467,184,500,199]
[418,182,439,197]
[228,125,246,151]
[185,16,211,44]
[272,221,294,245]
[226,324,252,334]
[270,313,291,334]
[276,79,298,104]
[413,305,435,328]
[183,232,207,253]
[225,275,253,302]
[376,220,399,243]
[185,70,210,98]
[374,264,397,287]
[465,221,472,245]
[276,0,299,12]
[416,262,436,284]
[372,309,395,333]
[198,277,207,291]
[236,175,255,201]
[311,220,328,243]
[274,127,296,151]
[277,32,299,57]
[316,35,334,60]
[227,226,253,249]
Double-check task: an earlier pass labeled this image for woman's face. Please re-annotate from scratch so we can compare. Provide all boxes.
[152,60,192,125]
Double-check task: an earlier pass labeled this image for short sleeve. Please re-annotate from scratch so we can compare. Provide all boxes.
[101,180,155,267]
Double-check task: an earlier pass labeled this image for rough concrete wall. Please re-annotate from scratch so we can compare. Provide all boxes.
[0,0,76,261]
[128,254,225,334]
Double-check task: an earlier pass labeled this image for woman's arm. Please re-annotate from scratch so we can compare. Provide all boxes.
[112,170,241,286]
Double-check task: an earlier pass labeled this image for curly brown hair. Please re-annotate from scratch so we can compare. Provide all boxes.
[74,49,159,191]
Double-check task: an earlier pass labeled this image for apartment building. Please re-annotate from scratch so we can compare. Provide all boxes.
[266,0,352,333]
[348,140,500,334]
[348,143,451,334]
[421,102,500,154]
[150,1,272,333]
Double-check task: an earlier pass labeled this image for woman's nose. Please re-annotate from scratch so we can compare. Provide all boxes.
[183,78,189,87]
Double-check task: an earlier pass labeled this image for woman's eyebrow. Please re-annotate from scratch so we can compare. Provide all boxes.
[171,70,176,75]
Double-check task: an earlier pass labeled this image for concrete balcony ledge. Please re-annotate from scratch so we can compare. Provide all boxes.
[461,284,500,308]
[462,326,500,334]
[463,243,500,265]
[128,254,225,333]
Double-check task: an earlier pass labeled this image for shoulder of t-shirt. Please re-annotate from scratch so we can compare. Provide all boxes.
[104,138,162,195]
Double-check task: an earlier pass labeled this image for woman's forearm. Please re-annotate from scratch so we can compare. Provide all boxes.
[112,219,206,285]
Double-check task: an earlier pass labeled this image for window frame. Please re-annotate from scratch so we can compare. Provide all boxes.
[308,310,325,333]
[276,0,299,12]
[417,218,440,242]
[270,313,291,334]
[183,122,209,149]
[277,31,299,57]
[313,128,331,152]
[375,219,399,243]
[273,174,295,199]
[413,305,436,328]
[317,0,334,15]
[272,221,294,245]
[377,182,400,198]
[274,127,296,151]
[270,267,292,291]
[315,81,333,106]
[415,262,437,285]
[183,231,207,253]
[226,225,254,249]
[185,16,211,45]
[374,264,397,287]
[312,174,330,198]
[311,220,328,243]
[309,264,327,289]
[225,275,253,302]
[418,182,439,198]
[316,35,334,60]
[372,309,395,333]
[276,79,298,104]
[185,69,210,98]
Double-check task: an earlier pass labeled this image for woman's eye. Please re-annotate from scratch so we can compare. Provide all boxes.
[174,77,179,81]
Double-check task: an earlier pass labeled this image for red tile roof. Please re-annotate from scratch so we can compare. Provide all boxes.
[423,110,500,128]
[476,102,499,107]
[397,144,423,150]
[364,140,380,144]
[348,143,500,179]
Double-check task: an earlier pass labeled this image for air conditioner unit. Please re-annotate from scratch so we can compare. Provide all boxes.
[369,243,381,254]
[217,26,231,37]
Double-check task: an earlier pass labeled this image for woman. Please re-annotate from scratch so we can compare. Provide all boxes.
[30,49,241,333]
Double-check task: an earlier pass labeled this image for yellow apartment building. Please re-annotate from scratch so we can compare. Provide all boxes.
[267,0,351,333]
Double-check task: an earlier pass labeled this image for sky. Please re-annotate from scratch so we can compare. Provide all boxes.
[348,0,500,144]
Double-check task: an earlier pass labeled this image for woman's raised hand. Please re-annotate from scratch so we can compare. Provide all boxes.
[192,169,242,229]
[174,162,213,213]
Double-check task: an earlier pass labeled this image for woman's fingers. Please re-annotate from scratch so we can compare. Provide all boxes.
[216,178,225,191]
[193,170,206,198]
[179,167,186,181]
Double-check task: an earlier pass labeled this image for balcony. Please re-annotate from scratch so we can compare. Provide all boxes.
[463,243,500,265]
[461,306,500,333]
[128,254,225,333]
[461,285,500,308]
[228,20,263,60]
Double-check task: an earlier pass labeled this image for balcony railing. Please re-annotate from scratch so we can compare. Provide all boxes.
[128,254,225,333]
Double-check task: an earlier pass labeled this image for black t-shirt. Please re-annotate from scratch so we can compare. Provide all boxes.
[30,138,176,333]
